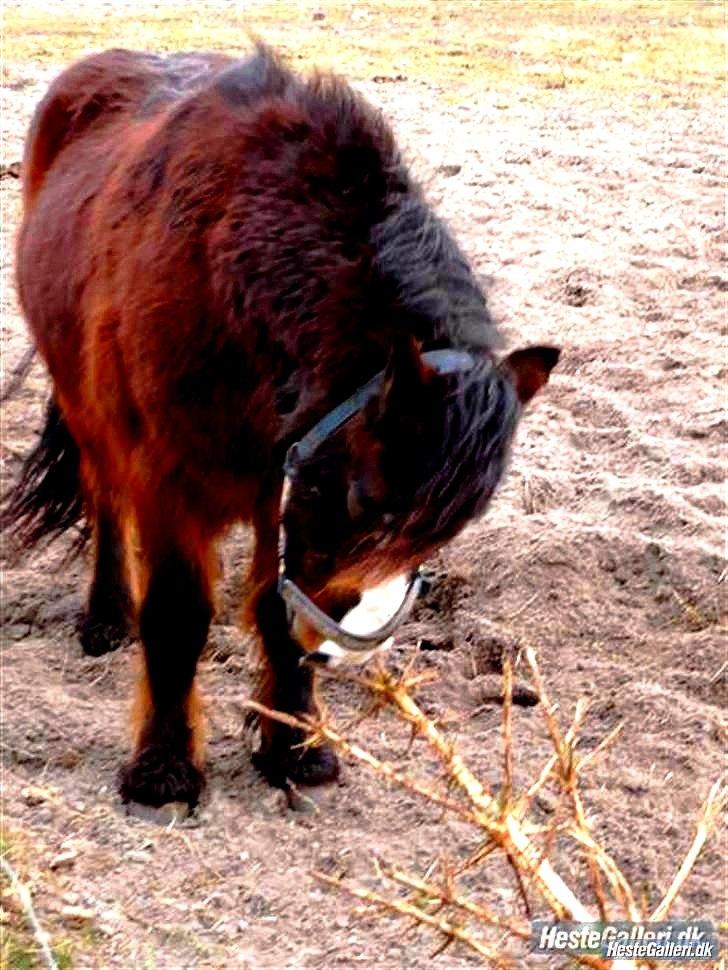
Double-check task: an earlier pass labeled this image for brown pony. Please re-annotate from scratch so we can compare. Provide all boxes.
[5,44,559,808]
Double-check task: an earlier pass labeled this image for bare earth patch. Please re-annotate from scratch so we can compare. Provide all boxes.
[1,2,725,967]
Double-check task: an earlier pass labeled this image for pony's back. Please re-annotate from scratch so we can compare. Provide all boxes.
[23,49,158,207]
[21,46,290,207]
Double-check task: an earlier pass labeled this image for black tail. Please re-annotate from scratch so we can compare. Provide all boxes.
[2,397,86,555]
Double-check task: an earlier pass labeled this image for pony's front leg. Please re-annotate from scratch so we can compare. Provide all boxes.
[119,543,213,809]
[252,582,357,789]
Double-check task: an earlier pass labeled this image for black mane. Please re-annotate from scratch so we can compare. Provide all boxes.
[219,45,499,354]
[401,359,518,547]
[371,195,500,351]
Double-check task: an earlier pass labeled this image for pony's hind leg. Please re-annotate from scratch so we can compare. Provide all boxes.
[78,508,134,656]
[119,530,214,809]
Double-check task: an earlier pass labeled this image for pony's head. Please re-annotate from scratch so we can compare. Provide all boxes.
[281,336,559,612]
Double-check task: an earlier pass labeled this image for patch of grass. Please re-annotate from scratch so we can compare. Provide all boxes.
[52,941,73,970]
[2,937,36,970]
[0,828,76,970]
[0,936,73,970]
[1,0,725,105]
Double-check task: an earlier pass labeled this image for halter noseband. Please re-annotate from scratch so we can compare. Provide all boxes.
[278,348,477,664]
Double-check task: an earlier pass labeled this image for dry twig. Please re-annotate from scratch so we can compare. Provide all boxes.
[313,869,511,967]
[1,855,58,970]
[650,775,727,921]
[522,647,612,921]
[379,861,530,940]
[244,699,479,824]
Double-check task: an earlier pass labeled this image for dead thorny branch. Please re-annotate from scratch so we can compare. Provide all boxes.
[244,647,725,969]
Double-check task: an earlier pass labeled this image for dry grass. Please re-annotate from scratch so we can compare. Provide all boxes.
[2,0,725,105]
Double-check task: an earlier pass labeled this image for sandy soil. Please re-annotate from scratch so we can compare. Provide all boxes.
[1,5,725,968]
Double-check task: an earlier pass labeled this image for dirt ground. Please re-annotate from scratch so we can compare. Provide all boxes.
[1,2,725,968]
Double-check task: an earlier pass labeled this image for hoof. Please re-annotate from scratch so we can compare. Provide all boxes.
[78,614,132,657]
[119,746,204,808]
[253,740,340,789]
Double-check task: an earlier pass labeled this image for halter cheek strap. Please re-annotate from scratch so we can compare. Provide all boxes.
[278,348,478,661]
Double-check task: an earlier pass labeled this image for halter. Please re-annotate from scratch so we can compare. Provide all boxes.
[278,348,477,663]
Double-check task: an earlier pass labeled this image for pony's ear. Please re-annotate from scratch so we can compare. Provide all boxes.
[377,334,430,415]
[499,345,560,404]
